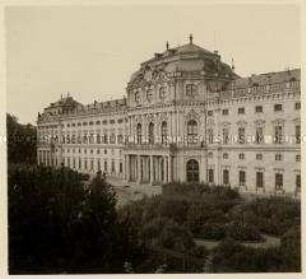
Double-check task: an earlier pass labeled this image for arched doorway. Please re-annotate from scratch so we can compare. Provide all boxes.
[186,159,199,182]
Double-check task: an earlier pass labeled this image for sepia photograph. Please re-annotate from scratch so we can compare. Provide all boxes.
[3,0,304,276]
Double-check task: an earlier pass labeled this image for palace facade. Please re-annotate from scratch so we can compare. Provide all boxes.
[37,36,301,196]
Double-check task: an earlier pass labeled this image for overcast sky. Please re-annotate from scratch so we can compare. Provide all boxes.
[6,4,301,124]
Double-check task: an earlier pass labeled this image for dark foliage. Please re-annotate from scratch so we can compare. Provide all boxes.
[280,226,301,272]
[212,231,301,273]
[212,238,285,272]
[8,166,136,274]
[225,222,263,242]
[230,197,301,236]
[7,114,37,165]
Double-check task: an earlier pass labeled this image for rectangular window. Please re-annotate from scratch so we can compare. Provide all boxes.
[238,107,245,114]
[223,169,229,185]
[104,161,107,172]
[110,134,116,144]
[117,135,123,144]
[274,104,283,112]
[208,169,214,183]
[274,124,284,144]
[90,160,94,170]
[120,162,123,173]
[296,174,301,191]
[111,160,115,173]
[238,127,245,144]
[222,128,229,144]
[255,127,264,144]
[274,125,284,144]
[223,153,229,159]
[296,125,301,144]
[186,84,197,96]
[275,173,283,190]
[275,154,282,161]
[255,105,263,113]
[295,102,301,110]
[256,171,264,188]
[222,109,229,116]
[208,128,214,144]
[84,159,88,170]
[239,153,245,160]
[239,170,246,186]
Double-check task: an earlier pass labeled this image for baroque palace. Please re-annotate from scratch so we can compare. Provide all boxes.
[37,35,301,196]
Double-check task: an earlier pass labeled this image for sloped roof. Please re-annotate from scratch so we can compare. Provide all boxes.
[231,69,300,89]
[173,43,215,56]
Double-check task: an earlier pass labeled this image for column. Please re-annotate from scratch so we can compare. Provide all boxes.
[137,155,141,183]
[156,157,159,181]
[163,156,168,183]
[145,156,149,182]
[158,156,162,182]
[125,155,130,181]
[168,155,172,182]
[150,155,154,183]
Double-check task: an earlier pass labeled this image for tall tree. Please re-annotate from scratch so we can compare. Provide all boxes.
[7,113,37,165]
[8,166,125,274]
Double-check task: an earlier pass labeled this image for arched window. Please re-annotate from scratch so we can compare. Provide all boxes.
[148,122,154,144]
[161,121,168,144]
[137,123,142,144]
[187,120,198,144]
[186,159,199,182]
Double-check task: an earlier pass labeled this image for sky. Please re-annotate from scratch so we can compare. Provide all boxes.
[5,4,301,124]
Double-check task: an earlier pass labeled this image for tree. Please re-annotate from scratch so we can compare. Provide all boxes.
[8,167,127,274]
[7,113,37,165]
[65,170,120,272]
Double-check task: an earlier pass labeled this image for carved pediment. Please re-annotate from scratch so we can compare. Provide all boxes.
[185,109,200,121]
[254,119,265,126]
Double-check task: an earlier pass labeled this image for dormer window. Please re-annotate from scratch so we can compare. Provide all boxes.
[186,84,197,97]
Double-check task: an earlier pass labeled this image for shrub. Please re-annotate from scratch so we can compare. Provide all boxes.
[225,222,263,242]
[200,223,225,240]
[233,197,300,236]
[212,238,284,272]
